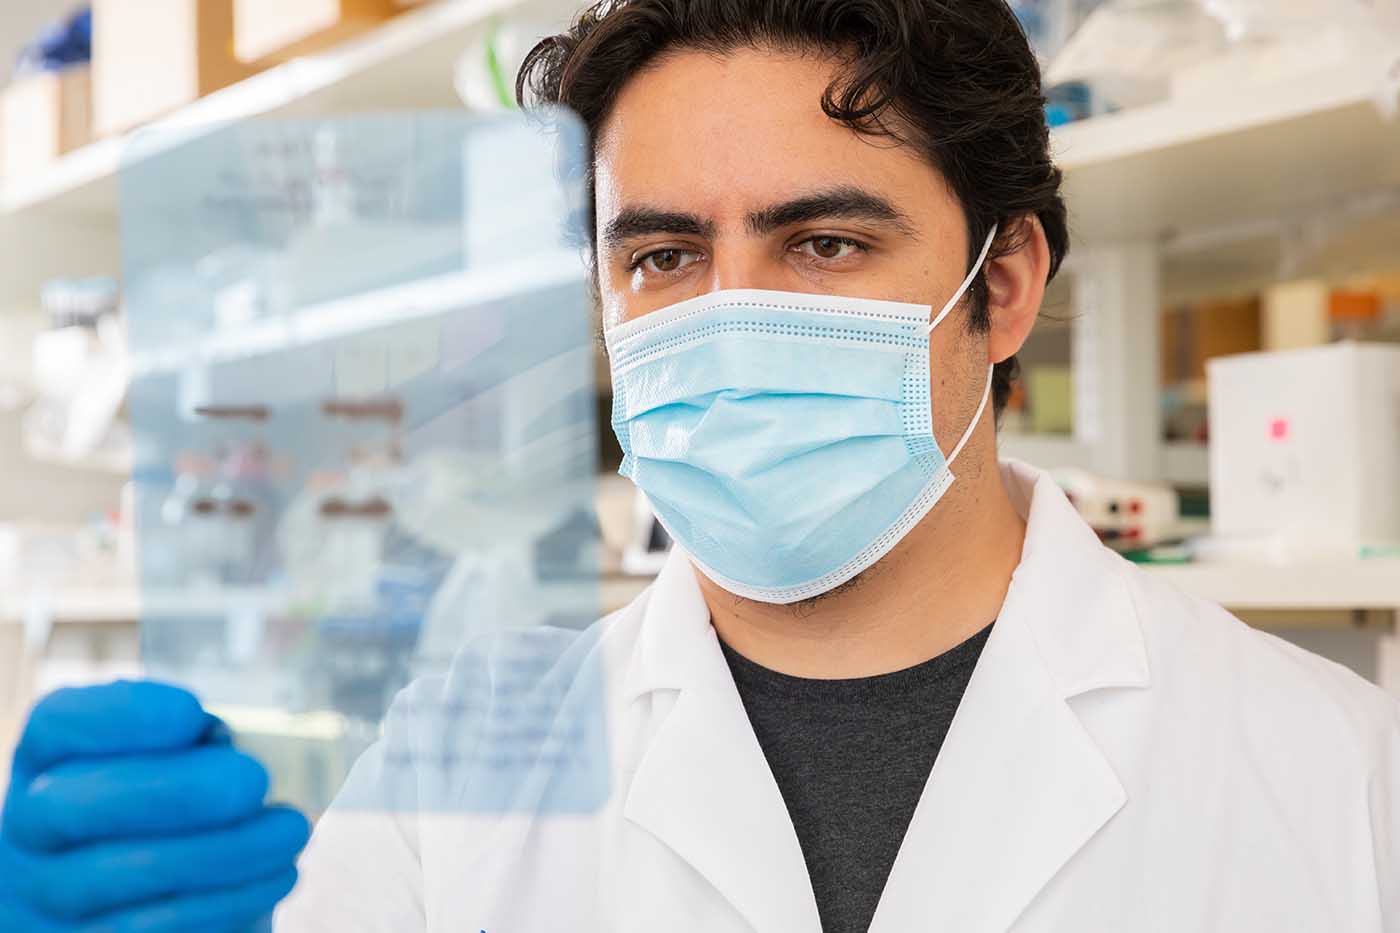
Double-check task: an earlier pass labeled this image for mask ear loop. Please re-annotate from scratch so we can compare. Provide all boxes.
[946,364,993,466]
[927,224,998,465]
[926,224,998,335]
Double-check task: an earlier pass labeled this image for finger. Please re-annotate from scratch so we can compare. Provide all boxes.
[80,867,298,933]
[0,896,65,933]
[5,746,269,852]
[13,681,217,777]
[14,806,310,922]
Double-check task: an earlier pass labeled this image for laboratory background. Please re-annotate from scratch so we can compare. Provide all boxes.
[1,0,1399,801]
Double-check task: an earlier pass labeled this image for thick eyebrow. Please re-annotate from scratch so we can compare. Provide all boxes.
[746,186,918,238]
[601,207,717,249]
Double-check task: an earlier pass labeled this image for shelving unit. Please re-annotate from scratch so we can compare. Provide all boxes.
[127,252,583,377]
[0,0,573,307]
[1141,559,1400,614]
[0,7,1396,619]
[1033,55,1400,487]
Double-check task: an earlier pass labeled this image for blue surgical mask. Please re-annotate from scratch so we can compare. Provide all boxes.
[606,227,997,604]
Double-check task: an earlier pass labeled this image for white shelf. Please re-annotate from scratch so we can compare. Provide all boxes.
[1142,559,1400,612]
[0,588,140,625]
[22,433,133,476]
[128,251,583,377]
[1054,58,1400,245]
[0,576,650,626]
[0,0,563,219]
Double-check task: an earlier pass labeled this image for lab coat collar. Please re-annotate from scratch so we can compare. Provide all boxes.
[996,458,1151,697]
[622,460,1151,932]
[622,542,822,931]
[868,460,1150,931]
[622,460,1150,701]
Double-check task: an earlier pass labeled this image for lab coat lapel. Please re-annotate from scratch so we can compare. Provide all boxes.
[621,551,821,932]
[870,462,1152,933]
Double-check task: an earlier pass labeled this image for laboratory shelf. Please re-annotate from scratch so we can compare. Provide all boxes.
[126,251,584,377]
[0,587,140,626]
[22,433,133,476]
[1053,58,1400,245]
[1140,559,1400,612]
[0,0,566,219]
[1,5,1390,238]
[0,575,653,627]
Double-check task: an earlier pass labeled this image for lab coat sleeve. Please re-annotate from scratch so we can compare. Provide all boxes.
[273,681,433,933]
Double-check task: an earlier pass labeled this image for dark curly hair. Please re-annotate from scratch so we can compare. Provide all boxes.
[517,0,1068,415]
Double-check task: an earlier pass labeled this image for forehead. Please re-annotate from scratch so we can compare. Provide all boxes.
[592,45,957,225]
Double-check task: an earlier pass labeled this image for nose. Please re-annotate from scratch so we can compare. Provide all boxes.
[705,241,789,294]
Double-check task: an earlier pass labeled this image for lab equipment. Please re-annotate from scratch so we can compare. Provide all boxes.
[1007,0,1105,65]
[23,279,128,463]
[121,111,607,816]
[454,9,574,111]
[12,8,92,76]
[1206,342,1400,559]
[1,681,308,931]
[606,229,995,605]
[1045,0,1225,112]
[1052,468,1180,549]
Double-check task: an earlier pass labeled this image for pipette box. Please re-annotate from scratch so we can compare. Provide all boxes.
[1207,342,1400,555]
[0,66,91,182]
[92,0,256,135]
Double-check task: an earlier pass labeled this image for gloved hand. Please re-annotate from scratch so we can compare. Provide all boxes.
[0,681,311,932]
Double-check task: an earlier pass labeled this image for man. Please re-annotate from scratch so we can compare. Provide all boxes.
[4,0,1398,930]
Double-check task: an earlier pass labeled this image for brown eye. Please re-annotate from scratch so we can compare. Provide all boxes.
[796,236,864,262]
[637,248,697,274]
[650,249,681,272]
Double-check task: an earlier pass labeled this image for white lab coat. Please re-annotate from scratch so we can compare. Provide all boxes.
[277,461,1400,932]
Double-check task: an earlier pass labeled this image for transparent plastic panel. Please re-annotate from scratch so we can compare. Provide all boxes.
[122,111,607,816]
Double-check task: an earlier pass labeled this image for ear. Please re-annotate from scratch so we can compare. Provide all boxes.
[983,216,1051,364]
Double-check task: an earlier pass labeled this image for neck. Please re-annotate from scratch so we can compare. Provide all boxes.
[702,434,1025,679]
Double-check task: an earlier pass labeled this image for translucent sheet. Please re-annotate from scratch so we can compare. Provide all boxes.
[122,111,608,816]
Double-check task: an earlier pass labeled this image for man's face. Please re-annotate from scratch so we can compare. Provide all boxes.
[593,45,989,446]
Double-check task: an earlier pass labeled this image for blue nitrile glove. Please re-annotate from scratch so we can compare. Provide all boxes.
[0,681,310,932]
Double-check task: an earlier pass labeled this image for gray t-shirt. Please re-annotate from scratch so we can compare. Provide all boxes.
[719,623,992,933]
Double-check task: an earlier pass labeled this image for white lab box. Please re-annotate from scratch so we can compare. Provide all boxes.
[1207,343,1400,556]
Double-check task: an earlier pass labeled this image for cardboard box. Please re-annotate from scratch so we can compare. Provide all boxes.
[0,67,92,182]
[1160,297,1261,385]
[93,0,256,136]
[234,0,402,64]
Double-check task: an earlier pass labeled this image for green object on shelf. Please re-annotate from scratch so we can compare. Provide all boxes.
[1122,544,1193,565]
[484,20,518,111]
[1361,545,1400,559]
[1028,366,1073,435]
[1177,487,1209,519]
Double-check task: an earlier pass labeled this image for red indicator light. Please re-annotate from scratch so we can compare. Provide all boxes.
[1128,499,1143,515]
[1269,418,1290,441]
